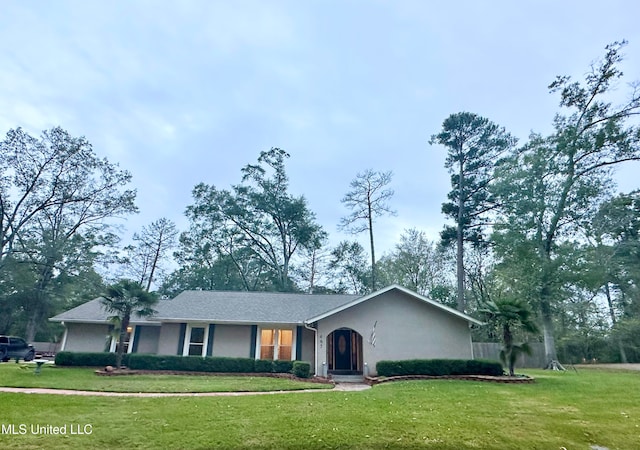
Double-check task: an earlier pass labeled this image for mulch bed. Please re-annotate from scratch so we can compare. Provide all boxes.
[365,374,535,384]
[94,368,533,384]
[94,367,334,385]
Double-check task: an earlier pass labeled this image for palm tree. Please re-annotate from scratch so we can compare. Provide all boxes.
[481,298,539,376]
[101,279,158,368]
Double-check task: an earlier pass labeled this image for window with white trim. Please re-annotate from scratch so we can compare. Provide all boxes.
[260,329,293,360]
[183,324,209,356]
[109,326,134,354]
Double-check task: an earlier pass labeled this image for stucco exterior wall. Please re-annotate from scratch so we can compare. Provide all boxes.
[63,323,110,352]
[316,290,473,376]
[299,327,316,372]
[212,324,252,358]
[157,322,183,355]
[134,325,160,354]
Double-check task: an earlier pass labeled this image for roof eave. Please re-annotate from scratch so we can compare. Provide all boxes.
[155,318,303,326]
[49,318,162,325]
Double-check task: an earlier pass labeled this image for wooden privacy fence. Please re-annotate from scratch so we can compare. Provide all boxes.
[473,342,546,369]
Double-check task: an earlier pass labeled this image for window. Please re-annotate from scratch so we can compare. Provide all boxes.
[109,326,134,353]
[188,327,205,356]
[260,329,275,359]
[260,329,293,360]
[10,337,27,347]
[278,330,292,360]
[182,325,209,356]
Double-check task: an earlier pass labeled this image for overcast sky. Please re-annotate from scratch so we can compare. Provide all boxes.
[2,1,639,258]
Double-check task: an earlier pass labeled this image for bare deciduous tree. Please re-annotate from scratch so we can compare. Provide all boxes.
[339,169,395,291]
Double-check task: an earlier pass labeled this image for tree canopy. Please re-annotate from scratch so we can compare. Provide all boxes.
[179,148,325,292]
[430,112,516,312]
[0,127,137,340]
[492,41,640,365]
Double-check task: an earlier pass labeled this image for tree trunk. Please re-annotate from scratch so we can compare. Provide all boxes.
[540,303,565,370]
[508,357,515,377]
[116,314,130,368]
[538,244,563,369]
[309,249,316,294]
[368,197,376,291]
[145,241,161,291]
[504,325,514,376]
[604,282,628,363]
[456,230,464,312]
[456,156,465,312]
[281,258,290,292]
[541,309,557,362]
[539,265,559,366]
[25,306,41,342]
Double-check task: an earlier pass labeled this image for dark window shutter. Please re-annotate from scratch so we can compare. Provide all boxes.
[296,326,303,360]
[206,324,215,356]
[132,326,141,353]
[249,325,258,359]
[177,323,187,355]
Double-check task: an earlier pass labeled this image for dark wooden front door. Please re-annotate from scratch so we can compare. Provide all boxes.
[333,329,352,371]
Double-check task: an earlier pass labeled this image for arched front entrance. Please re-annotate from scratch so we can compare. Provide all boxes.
[327,328,363,375]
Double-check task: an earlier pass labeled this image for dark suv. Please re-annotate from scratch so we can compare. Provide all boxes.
[0,336,36,362]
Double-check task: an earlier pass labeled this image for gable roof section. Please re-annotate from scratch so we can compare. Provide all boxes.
[304,284,484,326]
[50,291,360,325]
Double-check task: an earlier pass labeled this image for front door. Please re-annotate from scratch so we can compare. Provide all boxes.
[333,329,352,371]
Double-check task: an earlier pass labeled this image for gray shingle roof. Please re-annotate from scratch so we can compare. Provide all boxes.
[50,291,360,325]
[49,297,158,324]
[155,290,359,323]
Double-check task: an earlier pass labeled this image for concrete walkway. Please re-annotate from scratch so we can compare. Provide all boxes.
[0,383,371,397]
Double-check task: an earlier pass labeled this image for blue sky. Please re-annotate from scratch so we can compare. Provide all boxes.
[2,1,639,257]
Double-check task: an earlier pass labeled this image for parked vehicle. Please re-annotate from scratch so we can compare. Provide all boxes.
[0,336,36,362]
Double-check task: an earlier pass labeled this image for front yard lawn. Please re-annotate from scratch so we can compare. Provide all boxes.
[1,368,638,449]
[0,363,331,393]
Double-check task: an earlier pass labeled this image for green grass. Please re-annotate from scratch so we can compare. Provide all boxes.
[2,368,639,449]
[0,364,331,393]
